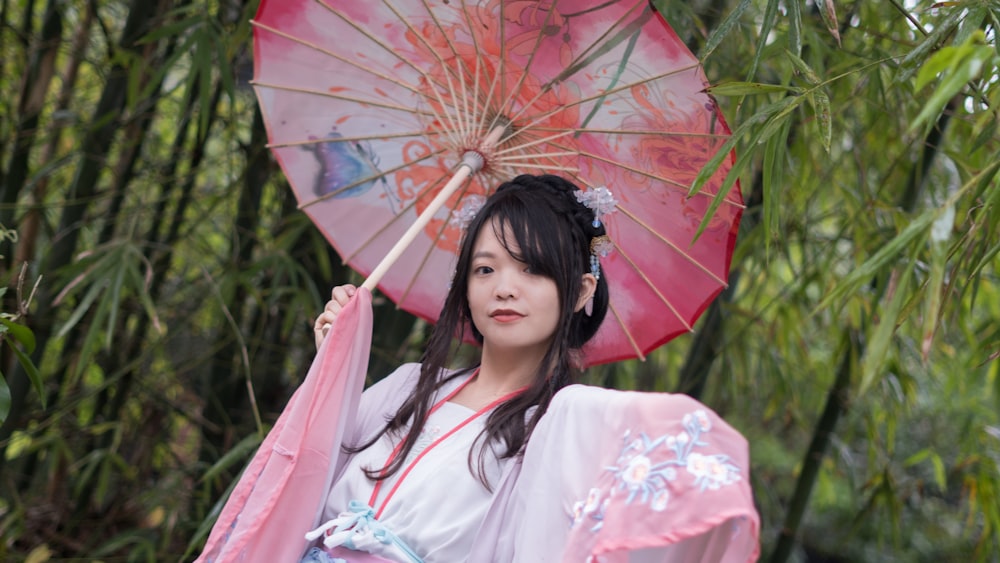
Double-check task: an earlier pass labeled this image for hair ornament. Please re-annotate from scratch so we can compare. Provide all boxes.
[574,185,618,228]
[588,235,613,281]
[449,194,486,230]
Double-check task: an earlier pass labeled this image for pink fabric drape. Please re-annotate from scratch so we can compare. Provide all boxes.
[197,289,373,563]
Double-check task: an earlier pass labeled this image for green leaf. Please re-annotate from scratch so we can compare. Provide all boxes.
[809,90,832,153]
[816,211,937,311]
[56,277,107,339]
[700,0,752,61]
[200,431,264,484]
[0,373,10,424]
[747,0,781,80]
[706,82,801,97]
[5,338,44,410]
[859,264,914,394]
[930,452,947,492]
[898,8,964,82]
[787,0,802,57]
[0,317,36,353]
[817,0,841,46]
[786,51,821,85]
[911,40,993,133]
[762,117,792,255]
[689,95,801,198]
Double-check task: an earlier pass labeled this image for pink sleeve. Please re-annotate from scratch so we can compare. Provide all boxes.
[474,385,760,563]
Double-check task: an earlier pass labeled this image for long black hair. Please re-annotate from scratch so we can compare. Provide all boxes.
[348,174,610,485]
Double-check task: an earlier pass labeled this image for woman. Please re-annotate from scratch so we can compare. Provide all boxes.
[304,174,610,561]
[200,175,759,563]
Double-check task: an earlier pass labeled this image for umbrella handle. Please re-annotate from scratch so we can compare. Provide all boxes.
[360,153,482,293]
[361,124,507,293]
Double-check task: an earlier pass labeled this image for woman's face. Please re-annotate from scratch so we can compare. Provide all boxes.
[466,220,561,359]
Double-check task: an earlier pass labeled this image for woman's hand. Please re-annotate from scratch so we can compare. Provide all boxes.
[314,284,357,350]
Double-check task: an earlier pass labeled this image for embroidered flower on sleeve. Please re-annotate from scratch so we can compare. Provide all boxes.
[569,409,742,529]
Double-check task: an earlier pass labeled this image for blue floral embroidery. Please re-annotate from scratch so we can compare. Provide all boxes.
[570,409,741,531]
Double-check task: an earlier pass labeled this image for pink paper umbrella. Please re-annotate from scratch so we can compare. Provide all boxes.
[251,0,744,366]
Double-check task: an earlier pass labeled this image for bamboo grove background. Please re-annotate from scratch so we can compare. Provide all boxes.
[1,0,998,561]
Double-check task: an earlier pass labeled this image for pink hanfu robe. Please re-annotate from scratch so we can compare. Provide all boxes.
[197,292,760,562]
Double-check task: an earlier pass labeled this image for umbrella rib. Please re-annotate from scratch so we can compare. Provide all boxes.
[382,0,468,143]
[493,0,562,131]
[418,0,475,142]
[606,300,646,361]
[495,0,648,136]
[497,0,558,137]
[499,63,702,148]
[312,1,467,149]
[530,127,730,140]
[495,162,579,173]
[612,241,694,332]
[549,0,650,85]
[251,81,437,118]
[547,142,744,208]
[250,21,424,98]
[267,130,438,149]
[494,151,580,162]
[298,146,448,209]
[462,2,486,143]
[492,130,575,157]
[616,204,729,286]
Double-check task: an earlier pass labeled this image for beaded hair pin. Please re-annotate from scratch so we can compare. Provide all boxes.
[574,186,617,280]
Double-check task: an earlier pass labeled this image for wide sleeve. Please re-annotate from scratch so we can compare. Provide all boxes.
[196,289,376,563]
[472,385,760,563]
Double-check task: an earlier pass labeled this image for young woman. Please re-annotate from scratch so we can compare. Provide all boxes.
[303,174,609,562]
[199,174,759,563]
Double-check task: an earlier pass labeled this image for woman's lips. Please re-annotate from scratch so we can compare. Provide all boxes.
[490,310,523,323]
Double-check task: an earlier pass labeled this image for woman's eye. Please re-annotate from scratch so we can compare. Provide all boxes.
[473,266,493,275]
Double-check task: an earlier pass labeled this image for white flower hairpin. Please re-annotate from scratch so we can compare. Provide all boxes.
[449,194,486,230]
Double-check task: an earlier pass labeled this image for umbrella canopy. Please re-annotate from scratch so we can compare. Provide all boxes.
[252,0,743,365]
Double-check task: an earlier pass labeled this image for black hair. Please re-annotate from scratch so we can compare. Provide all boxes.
[347,174,610,486]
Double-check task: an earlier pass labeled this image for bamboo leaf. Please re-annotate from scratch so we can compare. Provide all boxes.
[0,317,36,353]
[859,264,914,394]
[787,0,802,57]
[747,0,782,80]
[5,339,44,410]
[106,255,128,349]
[199,431,264,484]
[809,90,832,153]
[700,0,752,61]
[930,452,947,492]
[911,40,993,133]
[898,8,964,81]
[0,373,10,424]
[706,82,801,96]
[816,211,937,311]
[762,117,792,255]
[817,0,841,46]
[787,51,821,85]
[689,95,801,198]
[921,205,954,360]
[56,278,108,339]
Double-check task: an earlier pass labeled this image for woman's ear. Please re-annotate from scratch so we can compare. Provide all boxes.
[574,273,598,312]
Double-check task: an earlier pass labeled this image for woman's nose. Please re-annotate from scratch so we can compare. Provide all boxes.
[493,272,517,299]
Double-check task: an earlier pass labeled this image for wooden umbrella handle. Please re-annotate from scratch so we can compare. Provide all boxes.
[360,125,506,293]
[361,159,476,292]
